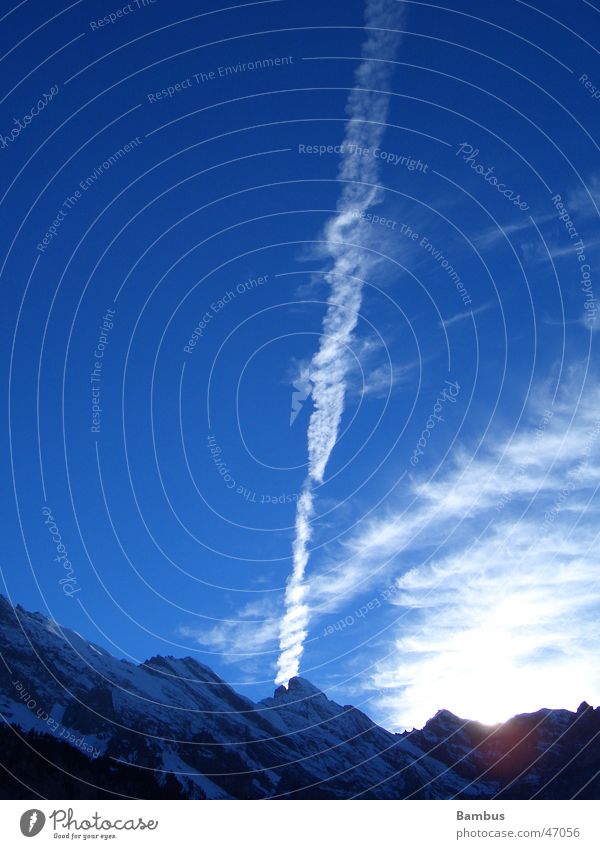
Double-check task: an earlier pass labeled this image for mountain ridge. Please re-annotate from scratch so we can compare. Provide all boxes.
[1,594,599,799]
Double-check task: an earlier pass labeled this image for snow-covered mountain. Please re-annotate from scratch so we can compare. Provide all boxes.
[1,594,598,799]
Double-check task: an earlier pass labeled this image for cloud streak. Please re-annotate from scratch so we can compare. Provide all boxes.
[439,301,495,329]
[275,0,405,685]
[298,367,600,728]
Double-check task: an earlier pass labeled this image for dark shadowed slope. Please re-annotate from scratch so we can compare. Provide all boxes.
[1,595,598,799]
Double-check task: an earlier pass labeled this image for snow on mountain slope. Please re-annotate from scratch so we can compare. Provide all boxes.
[1,595,598,799]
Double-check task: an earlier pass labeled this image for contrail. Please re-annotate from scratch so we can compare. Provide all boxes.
[275,0,405,686]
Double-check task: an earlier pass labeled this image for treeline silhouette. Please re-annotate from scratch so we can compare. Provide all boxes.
[0,724,193,799]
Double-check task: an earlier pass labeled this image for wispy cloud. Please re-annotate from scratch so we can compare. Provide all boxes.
[305,367,600,728]
[275,0,406,685]
[359,359,417,397]
[542,314,600,334]
[476,171,600,259]
[438,301,495,329]
[475,216,542,251]
[566,172,600,217]
[292,336,416,407]
[375,509,600,729]
[520,234,600,265]
[181,600,279,659]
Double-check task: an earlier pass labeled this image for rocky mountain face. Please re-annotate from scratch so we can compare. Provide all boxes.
[0,594,598,799]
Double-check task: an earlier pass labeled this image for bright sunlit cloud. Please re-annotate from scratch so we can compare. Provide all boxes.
[304,368,600,728]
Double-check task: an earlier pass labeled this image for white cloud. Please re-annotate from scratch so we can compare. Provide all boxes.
[301,369,600,728]
[474,172,600,260]
[475,216,542,251]
[374,514,600,729]
[180,599,280,659]
[275,0,406,685]
[439,301,495,329]
[566,173,600,217]
[359,360,415,397]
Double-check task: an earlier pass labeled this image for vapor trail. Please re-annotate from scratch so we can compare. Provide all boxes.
[275,0,404,685]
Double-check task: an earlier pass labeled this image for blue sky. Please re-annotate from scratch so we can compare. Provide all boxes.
[2,0,600,731]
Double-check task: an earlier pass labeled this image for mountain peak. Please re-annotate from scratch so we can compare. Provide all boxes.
[140,654,227,685]
[419,708,469,737]
[275,676,325,699]
[2,593,600,799]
